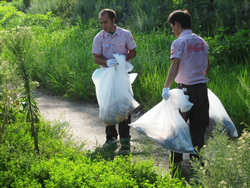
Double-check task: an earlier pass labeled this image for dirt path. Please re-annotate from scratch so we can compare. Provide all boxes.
[35,88,192,180]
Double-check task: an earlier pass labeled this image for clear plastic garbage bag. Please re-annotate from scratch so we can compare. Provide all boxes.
[207,89,238,137]
[92,54,139,125]
[130,89,194,153]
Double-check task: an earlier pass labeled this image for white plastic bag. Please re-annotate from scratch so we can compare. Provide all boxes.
[92,54,139,125]
[207,89,238,137]
[130,89,194,153]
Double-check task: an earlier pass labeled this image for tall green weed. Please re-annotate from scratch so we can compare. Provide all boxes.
[33,20,99,100]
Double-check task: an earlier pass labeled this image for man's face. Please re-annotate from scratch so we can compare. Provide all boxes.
[99,13,115,33]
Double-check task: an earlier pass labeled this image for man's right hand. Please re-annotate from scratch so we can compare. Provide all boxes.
[107,59,118,67]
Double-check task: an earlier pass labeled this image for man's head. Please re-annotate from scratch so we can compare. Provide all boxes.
[99,9,116,33]
[167,10,191,37]
[167,10,191,29]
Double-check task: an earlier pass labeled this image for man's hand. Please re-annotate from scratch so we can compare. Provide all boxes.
[107,59,118,67]
[162,87,170,100]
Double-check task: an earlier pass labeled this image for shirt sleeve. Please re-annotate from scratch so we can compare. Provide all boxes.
[170,40,182,60]
[126,31,137,50]
[92,34,102,55]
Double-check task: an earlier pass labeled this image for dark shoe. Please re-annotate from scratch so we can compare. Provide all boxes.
[103,137,117,148]
[120,137,130,150]
[117,147,130,156]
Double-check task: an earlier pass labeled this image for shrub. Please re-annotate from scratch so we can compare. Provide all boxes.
[190,123,250,187]
[205,27,250,66]
[0,118,188,187]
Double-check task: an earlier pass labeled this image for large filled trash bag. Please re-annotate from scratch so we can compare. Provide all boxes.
[207,89,238,137]
[92,54,139,125]
[130,89,194,153]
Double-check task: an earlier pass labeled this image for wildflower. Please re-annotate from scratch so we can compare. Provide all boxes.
[13,100,19,106]
[220,180,227,185]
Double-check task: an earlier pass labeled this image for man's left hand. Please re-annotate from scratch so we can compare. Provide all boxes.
[162,87,170,100]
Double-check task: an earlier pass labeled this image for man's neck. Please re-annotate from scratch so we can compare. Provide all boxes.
[109,25,116,34]
[178,28,189,37]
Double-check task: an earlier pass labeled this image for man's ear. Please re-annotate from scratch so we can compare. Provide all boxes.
[174,21,180,28]
[112,18,115,24]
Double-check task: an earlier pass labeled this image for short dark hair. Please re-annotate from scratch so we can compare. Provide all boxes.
[167,10,191,29]
[99,9,116,20]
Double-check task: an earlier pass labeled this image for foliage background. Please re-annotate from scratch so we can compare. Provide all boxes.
[0,0,249,187]
[0,0,249,133]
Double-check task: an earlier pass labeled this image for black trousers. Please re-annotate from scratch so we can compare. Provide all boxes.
[171,83,209,163]
[105,114,131,140]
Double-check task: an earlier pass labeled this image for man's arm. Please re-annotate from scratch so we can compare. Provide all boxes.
[125,49,136,61]
[204,57,210,76]
[164,58,180,88]
[93,54,108,66]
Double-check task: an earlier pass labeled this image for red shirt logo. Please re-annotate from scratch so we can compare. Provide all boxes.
[171,49,174,55]
[187,43,204,53]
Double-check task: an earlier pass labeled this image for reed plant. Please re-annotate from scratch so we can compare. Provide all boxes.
[0,26,40,153]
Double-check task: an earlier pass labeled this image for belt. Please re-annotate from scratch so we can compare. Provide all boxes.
[178,83,206,87]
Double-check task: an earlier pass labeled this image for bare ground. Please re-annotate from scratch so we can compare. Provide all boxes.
[35,88,192,181]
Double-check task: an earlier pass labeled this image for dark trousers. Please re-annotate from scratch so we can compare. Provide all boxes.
[105,114,131,140]
[171,83,209,163]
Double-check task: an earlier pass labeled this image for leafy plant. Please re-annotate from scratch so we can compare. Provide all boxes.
[0,26,40,153]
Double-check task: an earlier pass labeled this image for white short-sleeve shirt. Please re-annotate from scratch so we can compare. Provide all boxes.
[170,29,209,85]
[92,26,137,68]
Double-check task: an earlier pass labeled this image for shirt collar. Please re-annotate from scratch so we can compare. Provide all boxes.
[179,29,192,38]
[103,26,120,37]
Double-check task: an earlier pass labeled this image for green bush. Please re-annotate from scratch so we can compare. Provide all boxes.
[0,2,63,32]
[205,27,250,66]
[190,124,250,187]
[0,117,187,187]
